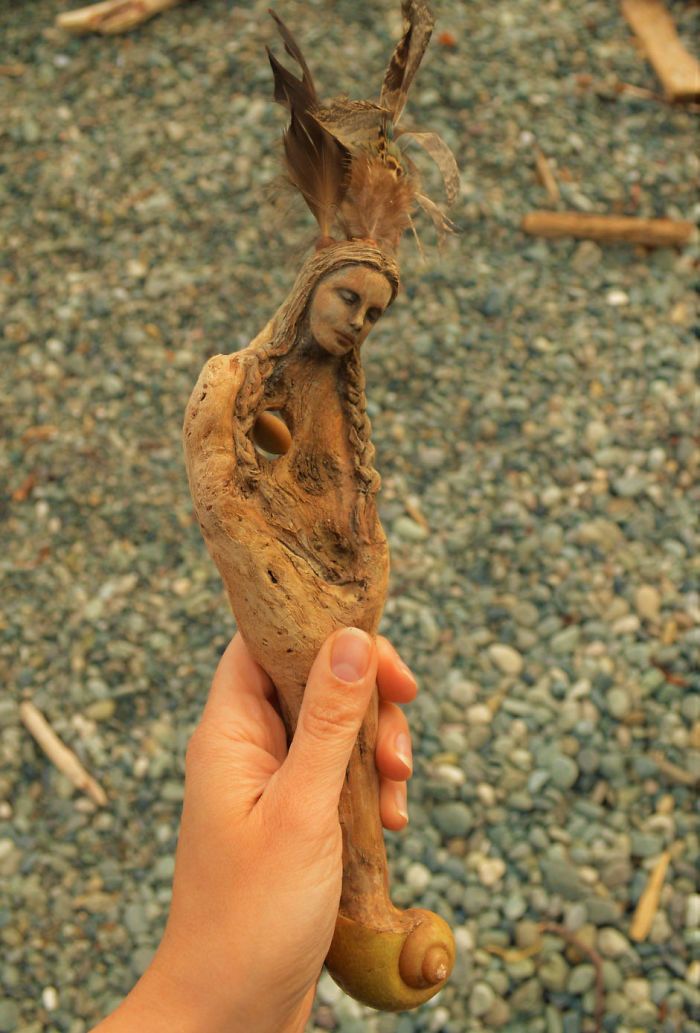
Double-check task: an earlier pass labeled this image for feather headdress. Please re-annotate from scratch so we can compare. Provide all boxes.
[266,2,458,255]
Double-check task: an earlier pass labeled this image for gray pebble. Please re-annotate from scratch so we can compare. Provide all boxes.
[469,980,495,1016]
[567,963,597,994]
[0,1001,19,1033]
[548,755,579,790]
[538,951,569,992]
[606,686,631,719]
[541,858,588,900]
[432,802,473,838]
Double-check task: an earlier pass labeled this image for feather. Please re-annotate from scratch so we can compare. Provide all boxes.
[380,0,435,124]
[414,191,456,241]
[268,9,316,97]
[396,129,460,205]
[338,158,415,252]
[282,111,350,236]
[314,100,393,154]
[267,15,350,237]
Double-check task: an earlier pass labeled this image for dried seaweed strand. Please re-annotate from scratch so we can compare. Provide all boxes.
[539,922,605,1033]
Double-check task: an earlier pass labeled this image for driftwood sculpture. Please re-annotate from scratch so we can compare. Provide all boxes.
[183,2,458,1012]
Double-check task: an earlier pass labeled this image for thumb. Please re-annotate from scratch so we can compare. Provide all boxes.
[278,627,378,817]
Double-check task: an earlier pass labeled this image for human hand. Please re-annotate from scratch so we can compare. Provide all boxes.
[94,627,416,1033]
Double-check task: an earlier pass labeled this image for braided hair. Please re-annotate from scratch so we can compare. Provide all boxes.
[232,242,399,536]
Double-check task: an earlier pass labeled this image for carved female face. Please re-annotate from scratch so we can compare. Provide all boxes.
[308,265,393,356]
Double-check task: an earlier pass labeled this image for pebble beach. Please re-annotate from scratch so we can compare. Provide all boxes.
[1,1,699,1031]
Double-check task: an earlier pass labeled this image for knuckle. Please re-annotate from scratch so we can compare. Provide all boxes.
[301,693,357,744]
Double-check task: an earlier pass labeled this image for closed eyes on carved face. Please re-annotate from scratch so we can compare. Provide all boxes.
[309,265,393,356]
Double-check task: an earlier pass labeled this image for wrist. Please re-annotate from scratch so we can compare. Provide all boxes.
[93,950,314,1033]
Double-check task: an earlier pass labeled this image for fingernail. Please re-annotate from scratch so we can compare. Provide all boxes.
[398,660,416,684]
[395,732,413,776]
[331,628,372,683]
[395,784,409,823]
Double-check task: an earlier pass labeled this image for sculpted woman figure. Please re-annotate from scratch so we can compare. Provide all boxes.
[183,3,459,1013]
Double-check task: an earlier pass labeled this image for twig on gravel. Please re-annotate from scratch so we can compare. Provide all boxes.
[534,146,561,206]
[539,922,605,1033]
[521,211,694,248]
[621,0,700,103]
[629,849,672,942]
[56,0,190,35]
[484,941,543,963]
[649,750,699,787]
[19,701,108,807]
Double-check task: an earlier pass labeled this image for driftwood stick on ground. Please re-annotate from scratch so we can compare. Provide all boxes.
[522,211,694,248]
[56,0,189,35]
[649,749,700,786]
[629,849,672,942]
[621,0,700,102]
[534,146,561,207]
[19,701,108,807]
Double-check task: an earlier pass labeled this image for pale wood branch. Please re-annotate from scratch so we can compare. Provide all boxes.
[629,849,671,941]
[56,0,189,35]
[521,211,694,248]
[621,0,700,102]
[534,146,561,207]
[649,749,700,786]
[19,701,108,807]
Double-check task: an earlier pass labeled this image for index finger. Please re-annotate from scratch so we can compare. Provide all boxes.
[201,632,278,732]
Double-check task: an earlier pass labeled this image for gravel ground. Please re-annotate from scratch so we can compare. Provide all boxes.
[2,1,699,1031]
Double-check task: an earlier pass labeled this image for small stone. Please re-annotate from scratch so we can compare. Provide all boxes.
[504,894,527,920]
[571,240,602,272]
[567,963,597,994]
[550,625,581,654]
[124,903,149,936]
[477,856,506,887]
[469,980,495,1017]
[606,289,629,306]
[0,1001,19,1032]
[585,419,608,449]
[488,643,524,676]
[433,802,473,838]
[404,862,431,894]
[597,927,631,958]
[515,920,542,949]
[479,288,506,317]
[466,703,492,724]
[686,894,700,929]
[635,585,661,622]
[154,855,176,881]
[548,755,579,790]
[630,832,664,858]
[393,516,429,542]
[612,614,640,635]
[84,699,116,721]
[624,976,650,1003]
[448,679,478,707]
[612,473,648,498]
[510,977,542,1015]
[484,997,510,1027]
[541,858,588,900]
[605,687,631,719]
[538,951,569,992]
[463,885,490,915]
[586,897,623,924]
